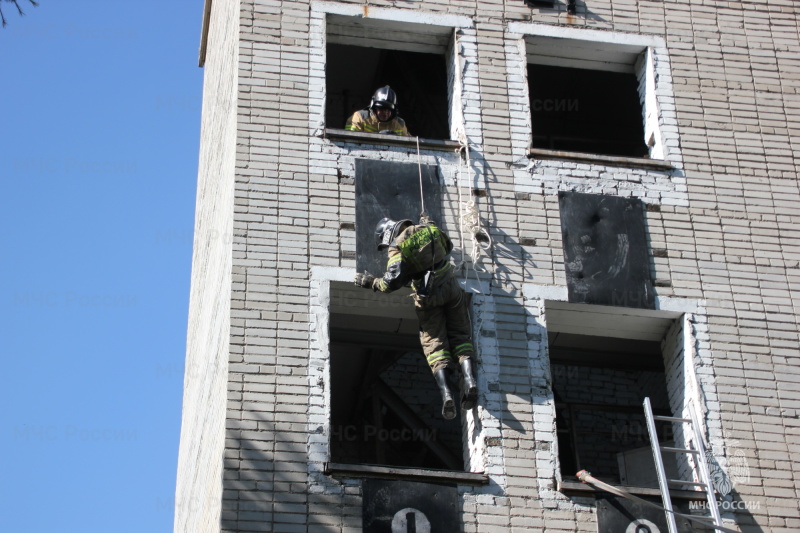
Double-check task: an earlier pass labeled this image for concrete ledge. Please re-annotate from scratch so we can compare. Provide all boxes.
[523,284,569,301]
[529,147,674,171]
[325,128,462,152]
[325,462,489,485]
[508,22,665,49]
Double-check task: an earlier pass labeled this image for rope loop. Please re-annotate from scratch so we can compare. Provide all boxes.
[454,132,493,288]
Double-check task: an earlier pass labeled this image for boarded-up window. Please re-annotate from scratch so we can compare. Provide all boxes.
[559,191,655,310]
[355,159,443,276]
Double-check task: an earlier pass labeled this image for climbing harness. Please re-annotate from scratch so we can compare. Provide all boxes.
[416,224,437,299]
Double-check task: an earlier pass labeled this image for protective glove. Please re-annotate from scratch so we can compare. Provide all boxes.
[354,271,376,289]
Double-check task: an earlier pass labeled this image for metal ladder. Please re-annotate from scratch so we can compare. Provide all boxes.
[643,397,723,533]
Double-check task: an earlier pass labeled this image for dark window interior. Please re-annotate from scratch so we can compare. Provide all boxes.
[549,332,676,487]
[528,64,648,157]
[329,288,464,471]
[326,43,450,140]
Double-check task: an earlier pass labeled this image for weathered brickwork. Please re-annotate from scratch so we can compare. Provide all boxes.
[177,0,800,531]
[174,0,239,532]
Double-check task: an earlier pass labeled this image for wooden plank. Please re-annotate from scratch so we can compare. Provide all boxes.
[529,147,673,170]
[526,39,637,73]
[325,128,460,150]
[546,309,670,333]
[546,300,682,319]
[545,315,670,341]
[327,15,452,54]
[330,284,417,320]
[325,462,489,485]
[524,34,645,73]
[528,55,634,74]
[327,14,453,37]
[544,302,677,342]
[526,41,640,61]
[547,323,665,341]
[328,33,446,55]
[558,480,707,501]
[525,35,643,62]
[373,379,462,471]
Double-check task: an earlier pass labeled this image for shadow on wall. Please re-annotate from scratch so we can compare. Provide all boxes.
[450,149,549,451]
[221,412,311,531]
[663,319,765,533]
[456,147,765,531]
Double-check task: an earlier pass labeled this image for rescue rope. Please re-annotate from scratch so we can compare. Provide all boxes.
[451,27,469,271]
[456,137,493,275]
[450,28,492,281]
[576,470,740,533]
[416,135,426,218]
[455,154,468,269]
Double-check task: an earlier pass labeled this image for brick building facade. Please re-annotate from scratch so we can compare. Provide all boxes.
[175,0,800,531]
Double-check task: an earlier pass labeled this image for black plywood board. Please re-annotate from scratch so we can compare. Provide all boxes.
[362,478,459,533]
[558,192,655,309]
[596,494,694,533]
[355,159,442,276]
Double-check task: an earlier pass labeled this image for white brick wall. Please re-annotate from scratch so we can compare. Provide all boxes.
[179,0,800,530]
[174,1,239,532]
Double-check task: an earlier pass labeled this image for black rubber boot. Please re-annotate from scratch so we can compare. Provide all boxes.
[460,358,478,411]
[433,369,456,420]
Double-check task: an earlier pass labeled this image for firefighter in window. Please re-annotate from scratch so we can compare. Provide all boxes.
[344,85,411,136]
[354,216,477,420]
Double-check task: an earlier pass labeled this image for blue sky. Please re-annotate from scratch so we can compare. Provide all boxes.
[1,3,203,531]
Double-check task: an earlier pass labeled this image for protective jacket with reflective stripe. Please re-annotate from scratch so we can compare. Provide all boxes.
[345,109,410,136]
[373,223,453,294]
[371,222,473,374]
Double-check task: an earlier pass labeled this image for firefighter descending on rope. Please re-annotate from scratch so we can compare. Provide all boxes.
[354,215,478,420]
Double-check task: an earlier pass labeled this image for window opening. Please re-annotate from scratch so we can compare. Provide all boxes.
[549,331,678,488]
[327,44,449,140]
[329,282,465,471]
[521,31,661,160]
[325,15,453,140]
[528,64,647,157]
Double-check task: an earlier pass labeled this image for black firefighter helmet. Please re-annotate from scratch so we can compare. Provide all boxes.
[375,217,413,250]
[369,85,399,121]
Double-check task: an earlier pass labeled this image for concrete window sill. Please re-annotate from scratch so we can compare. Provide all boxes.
[529,147,674,171]
[325,462,489,485]
[324,128,462,152]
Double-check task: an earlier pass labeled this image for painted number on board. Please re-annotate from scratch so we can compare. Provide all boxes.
[391,507,431,533]
[626,518,661,533]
